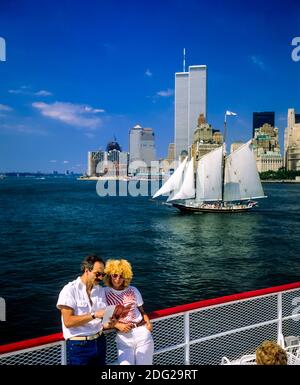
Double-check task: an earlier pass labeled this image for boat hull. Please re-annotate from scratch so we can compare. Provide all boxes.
[172,203,255,213]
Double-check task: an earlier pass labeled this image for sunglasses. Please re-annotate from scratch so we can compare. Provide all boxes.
[94,272,106,278]
[111,274,124,279]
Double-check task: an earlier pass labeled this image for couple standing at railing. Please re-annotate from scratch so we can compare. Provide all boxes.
[56,255,154,365]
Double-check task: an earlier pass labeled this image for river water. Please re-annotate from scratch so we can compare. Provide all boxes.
[0,178,300,344]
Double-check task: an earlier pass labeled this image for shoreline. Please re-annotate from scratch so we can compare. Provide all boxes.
[78,176,300,184]
[77,176,128,180]
[261,179,300,183]
[77,176,162,181]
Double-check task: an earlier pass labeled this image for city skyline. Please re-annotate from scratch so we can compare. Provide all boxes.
[0,0,299,172]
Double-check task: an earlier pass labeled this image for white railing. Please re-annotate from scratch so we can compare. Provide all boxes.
[1,281,300,365]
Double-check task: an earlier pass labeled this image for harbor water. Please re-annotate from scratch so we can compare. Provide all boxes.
[0,177,300,344]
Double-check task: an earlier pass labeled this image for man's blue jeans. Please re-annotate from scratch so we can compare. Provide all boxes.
[66,334,106,365]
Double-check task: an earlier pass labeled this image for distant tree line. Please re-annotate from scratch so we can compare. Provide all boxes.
[259,167,300,180]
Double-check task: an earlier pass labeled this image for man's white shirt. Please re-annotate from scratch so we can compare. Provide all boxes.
[57,277,107,339]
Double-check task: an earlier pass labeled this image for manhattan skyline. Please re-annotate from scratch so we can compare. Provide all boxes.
[0,0,299,172]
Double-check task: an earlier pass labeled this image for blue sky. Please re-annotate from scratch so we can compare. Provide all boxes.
[0,0,299,172]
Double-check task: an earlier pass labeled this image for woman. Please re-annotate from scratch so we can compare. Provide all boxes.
[104,259,154,365]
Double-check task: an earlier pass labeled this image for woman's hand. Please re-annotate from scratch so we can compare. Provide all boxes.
[138,305,152,332]
[145,321,153,332]
[115,322,133,333]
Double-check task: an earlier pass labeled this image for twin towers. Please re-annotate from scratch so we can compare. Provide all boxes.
[175,65,207,160]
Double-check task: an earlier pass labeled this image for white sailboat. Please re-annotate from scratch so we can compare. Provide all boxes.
[153,156,188,200]
[153,113,266,213]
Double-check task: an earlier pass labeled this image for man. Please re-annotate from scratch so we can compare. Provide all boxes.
[57,254,108,365]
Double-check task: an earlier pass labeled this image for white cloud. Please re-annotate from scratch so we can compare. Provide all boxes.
[34,90,53,96]
[84,106,104,113]
[50,160,57,163]
[8,86,31,94]
[32,101,104,129]
[63,160,69,164]
[250,55,265,70]
[145,69,153,77]
[0,104,13,111]
[8,86,53,96]
[156,88,174,97]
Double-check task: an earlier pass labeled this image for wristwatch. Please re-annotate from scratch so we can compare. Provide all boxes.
[91,312,96,319]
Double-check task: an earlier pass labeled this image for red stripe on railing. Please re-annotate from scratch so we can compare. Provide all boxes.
[0,333,64,355]
[1,281,300,354]
[148,281,300,318]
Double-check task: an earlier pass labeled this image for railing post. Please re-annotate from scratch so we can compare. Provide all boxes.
[277,292,283,346]
[184,312,190,365]
[61,340,67,365]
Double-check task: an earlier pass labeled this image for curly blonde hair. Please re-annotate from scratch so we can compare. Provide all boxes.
[104,259,133,288]
[256,340,287,365]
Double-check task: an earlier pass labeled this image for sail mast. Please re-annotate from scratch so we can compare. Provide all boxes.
[221,117,227,205]
[222,111,237,204]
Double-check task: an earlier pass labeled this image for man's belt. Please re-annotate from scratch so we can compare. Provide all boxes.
[68,331,102,341]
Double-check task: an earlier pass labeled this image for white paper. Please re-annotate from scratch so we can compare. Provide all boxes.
[102,305,116,324]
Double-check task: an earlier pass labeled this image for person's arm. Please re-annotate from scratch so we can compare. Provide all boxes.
[138,305,153,332]
[59,306,105,328]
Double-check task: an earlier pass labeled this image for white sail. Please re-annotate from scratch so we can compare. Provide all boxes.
[224,140,265,201]
[152,157,187,198]
[166,158,189,201]
[169,158,195,201]
[196,146,223,202]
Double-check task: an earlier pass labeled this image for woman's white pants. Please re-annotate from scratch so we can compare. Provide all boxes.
[116,325,154,365]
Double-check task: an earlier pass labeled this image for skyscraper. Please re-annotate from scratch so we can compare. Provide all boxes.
[87,139,129,177]
[284,108,300,170]
[129,124,143,163]
[174,65,207,159]
[174,72,189,160]
[87,151,106,176]
[253,112,275,137]
[141,128,156,166]
[167,143,175,163]
[253,123,282,172]
[190,114,223,160]
[129,124,156,174]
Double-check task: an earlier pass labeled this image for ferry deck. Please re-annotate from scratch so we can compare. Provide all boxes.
[1,282,300,365]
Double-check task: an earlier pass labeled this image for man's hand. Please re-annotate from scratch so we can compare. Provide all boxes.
[95,309,105,319]
[103,319,117,330]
